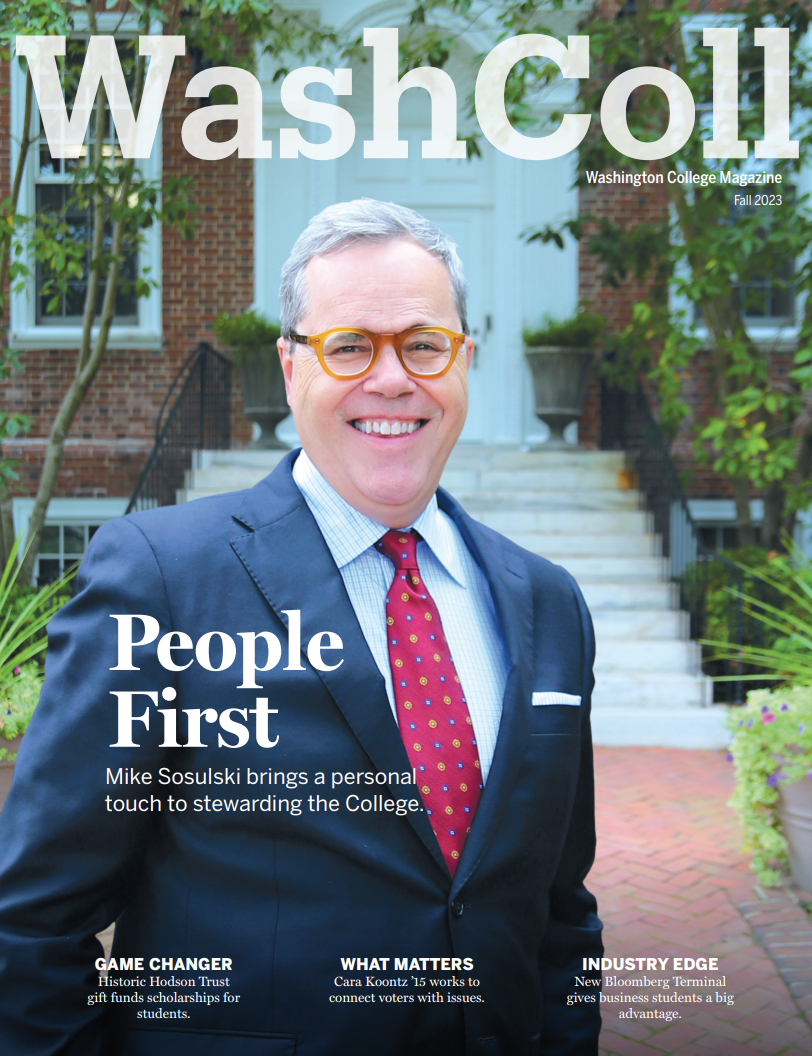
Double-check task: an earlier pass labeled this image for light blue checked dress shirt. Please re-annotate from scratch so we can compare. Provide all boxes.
[292,450,509,783]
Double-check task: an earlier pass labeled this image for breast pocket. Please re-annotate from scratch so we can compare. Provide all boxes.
[529,695,582,737]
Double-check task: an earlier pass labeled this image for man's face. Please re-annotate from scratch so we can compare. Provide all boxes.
[278,238,474,527]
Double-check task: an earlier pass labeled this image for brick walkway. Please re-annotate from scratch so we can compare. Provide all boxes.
[592,747,812,1056]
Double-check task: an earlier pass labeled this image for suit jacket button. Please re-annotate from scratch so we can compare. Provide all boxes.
[451,899,464,918]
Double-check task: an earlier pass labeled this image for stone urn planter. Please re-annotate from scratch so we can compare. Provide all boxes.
[524,345,596,448]
[236,347,289,449]
[213,311,288,449]
[778,780,812,891]
[0,734,23,813]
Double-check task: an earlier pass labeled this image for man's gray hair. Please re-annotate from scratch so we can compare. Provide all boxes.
[279,199,469,335]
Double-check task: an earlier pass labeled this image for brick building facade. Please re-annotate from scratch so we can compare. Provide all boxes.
[0,13,788,563]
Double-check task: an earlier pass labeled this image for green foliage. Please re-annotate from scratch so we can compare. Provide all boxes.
[726,686,812,885]
[523,310,606,349]
[0,663,42,760]
[0,410,32,487]
[0,533,74,695]
[683,548,812,659]
[700,541,812,685]
[506,0,812,534]
[213,310,281,352]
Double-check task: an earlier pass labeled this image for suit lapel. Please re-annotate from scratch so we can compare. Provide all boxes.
[436,490,535,896]
[230,455,446,874]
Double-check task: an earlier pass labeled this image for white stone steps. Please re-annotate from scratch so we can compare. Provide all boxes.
[183,468,274,491]
[578,581,678,611]
[509,532,659,557]
[546,555,667,582]
[180,444,721,745]
[595,639,700,675]
[454,489,640,510]
[194,450,288,469]
[476,509,651,535]
[445,448,626,471]
[592,610,688,639]
[180,488,245,503]
[440,468,624,491]
[592,673,711,709]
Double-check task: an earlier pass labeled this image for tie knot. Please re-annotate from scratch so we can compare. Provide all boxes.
[376,529,418,571]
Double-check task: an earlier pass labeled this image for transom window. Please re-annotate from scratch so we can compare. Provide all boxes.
[36,523,100,585]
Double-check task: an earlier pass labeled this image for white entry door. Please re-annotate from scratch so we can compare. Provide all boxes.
[336,59,495,442]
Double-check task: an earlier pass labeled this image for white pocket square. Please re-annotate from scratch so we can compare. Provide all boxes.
[532,692,581,707]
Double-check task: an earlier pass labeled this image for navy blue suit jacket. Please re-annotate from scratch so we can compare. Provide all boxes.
[0,452,602,1055]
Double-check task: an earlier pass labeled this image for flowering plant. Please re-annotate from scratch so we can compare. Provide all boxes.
[726,686,812,885]
[0,664,43,763]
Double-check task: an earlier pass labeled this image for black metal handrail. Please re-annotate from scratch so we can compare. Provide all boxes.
[126,343,232,514]
[600,377,772,704]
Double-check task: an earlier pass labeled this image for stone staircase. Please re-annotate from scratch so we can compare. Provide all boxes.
[180,445,728,748]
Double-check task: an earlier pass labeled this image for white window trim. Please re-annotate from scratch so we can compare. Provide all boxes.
[687,498,764,524]
[9,12,163,351]
[12,496,128,542]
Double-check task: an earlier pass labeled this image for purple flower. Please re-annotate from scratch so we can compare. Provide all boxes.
[766,774,779,786]
[738,720,744,727]
[762,705,769,713]
[807,771,812,779]
[762,712,776,724]
[726,753,734,763]
[779,772,789,781]
[780,704,789,712]
[12,666,20,676]
[800,725,805,735]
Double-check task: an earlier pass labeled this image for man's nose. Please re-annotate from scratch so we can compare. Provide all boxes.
[363,341,415,396]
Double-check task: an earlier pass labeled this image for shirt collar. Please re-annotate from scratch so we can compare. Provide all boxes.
[291,449,465,587]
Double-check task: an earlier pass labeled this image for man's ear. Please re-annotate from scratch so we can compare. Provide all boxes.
[464,336,475,370]
[278,336,294,405]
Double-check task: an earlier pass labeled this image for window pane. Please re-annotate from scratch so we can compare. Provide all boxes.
[698,526,717,550]
[35,186,138,326]
[40,526,60,553]
[64,526,85,554]
[722,527,738,549]
[37,559,61,585]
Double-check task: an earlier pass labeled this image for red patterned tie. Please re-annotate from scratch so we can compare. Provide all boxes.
[376,529,482,875]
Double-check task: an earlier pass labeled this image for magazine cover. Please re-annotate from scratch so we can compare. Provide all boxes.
[1,2,812,1054]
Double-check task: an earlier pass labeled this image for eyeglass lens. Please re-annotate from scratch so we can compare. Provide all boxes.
[321,330,454,376]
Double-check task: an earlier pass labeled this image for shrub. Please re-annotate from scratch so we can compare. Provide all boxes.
[0,664,43,762]
[699,543,812,686]
[213,311,281,361]
[726,686,812,885]
[523,310,606,349]
[0,534,74,756]
[681,547,811,659]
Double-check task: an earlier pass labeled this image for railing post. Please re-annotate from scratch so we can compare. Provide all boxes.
[735,572,744,705]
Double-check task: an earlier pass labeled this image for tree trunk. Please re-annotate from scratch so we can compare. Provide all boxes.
[761,480,785,551]
[17,12,148,584]
[783,417,812,542]
[0,69,34,310]
[0,478,15,573]
[732,478,756,548]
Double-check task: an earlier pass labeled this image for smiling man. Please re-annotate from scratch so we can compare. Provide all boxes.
[0,200,602,1056]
